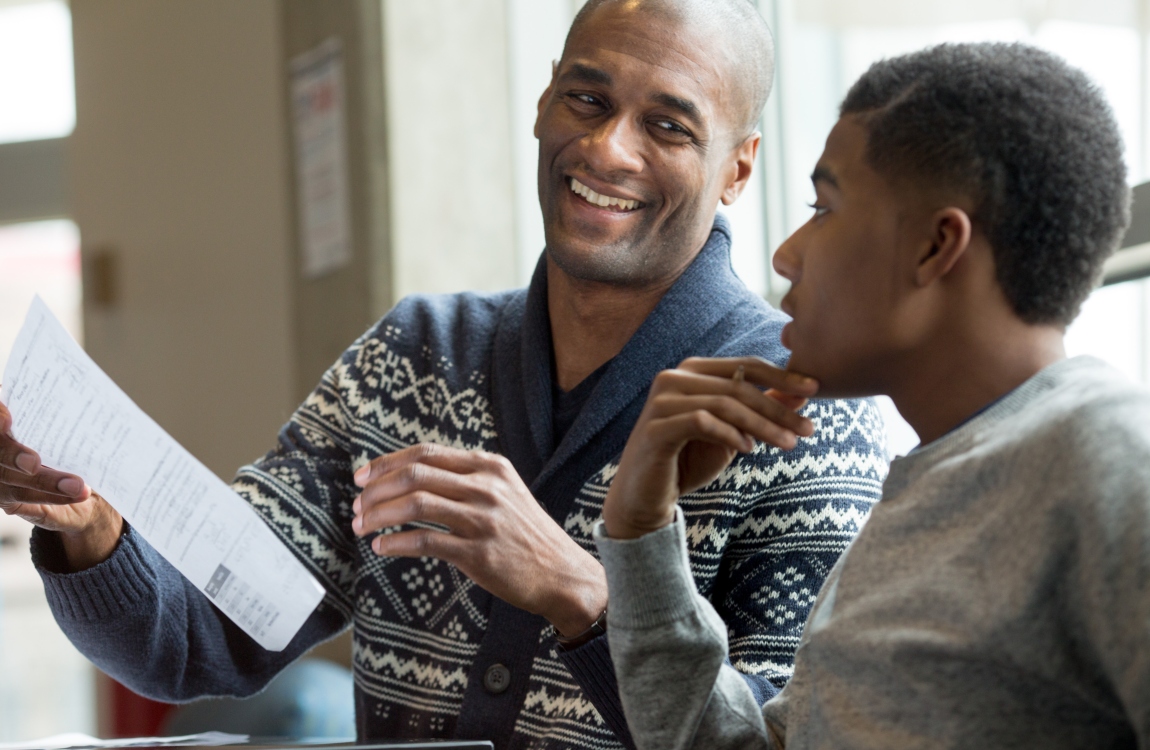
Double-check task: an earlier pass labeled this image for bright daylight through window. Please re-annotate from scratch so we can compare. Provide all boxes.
[759,0,1150,455]
[0,0,90,743]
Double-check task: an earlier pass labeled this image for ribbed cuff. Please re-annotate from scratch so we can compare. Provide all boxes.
[32,524,162,622]
[593,508,700,631]
[556,634,636,750]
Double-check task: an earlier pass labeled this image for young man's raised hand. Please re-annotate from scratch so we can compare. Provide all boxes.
[602,357,818,541]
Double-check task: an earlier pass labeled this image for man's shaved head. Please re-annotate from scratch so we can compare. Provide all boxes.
[564,0,775,136]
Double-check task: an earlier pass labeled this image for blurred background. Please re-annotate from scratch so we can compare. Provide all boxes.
[2,0,1149,741]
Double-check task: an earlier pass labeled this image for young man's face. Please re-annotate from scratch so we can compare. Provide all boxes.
[534,5,750,287]
[773,116,925,397]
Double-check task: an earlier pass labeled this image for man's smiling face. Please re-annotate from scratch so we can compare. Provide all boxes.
[534,2,750,287]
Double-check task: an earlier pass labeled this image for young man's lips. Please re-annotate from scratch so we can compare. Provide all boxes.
[567,176,645,213]
[779,294,796,319]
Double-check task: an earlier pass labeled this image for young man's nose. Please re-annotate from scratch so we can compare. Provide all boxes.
[581,116,645,175]
[773,234,801,283]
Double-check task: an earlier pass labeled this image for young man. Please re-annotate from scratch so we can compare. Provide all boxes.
[596,42,1142,748]
[0,1,885,748]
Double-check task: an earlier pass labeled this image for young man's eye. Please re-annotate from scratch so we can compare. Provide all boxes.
[807,202,830,218]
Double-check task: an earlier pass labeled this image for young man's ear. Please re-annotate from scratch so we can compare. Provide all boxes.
[720,132,761,206]
[915,207,973,287]
[534,60,559,139]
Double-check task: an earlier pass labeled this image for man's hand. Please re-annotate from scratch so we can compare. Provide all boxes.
[602,357,818,540]
[352,444,607,638]
[0,400,124,570]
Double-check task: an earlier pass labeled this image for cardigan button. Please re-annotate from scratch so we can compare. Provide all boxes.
[483,663,511,694]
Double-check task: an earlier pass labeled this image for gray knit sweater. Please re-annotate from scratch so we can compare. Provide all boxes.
[597,356,1150,749]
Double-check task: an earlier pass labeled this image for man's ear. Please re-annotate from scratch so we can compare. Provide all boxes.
[533,60,559,139]
[915,207,973,287]
[720,132,761,206]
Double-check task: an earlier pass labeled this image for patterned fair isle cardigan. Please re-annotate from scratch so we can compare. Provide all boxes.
[34,216,888,750]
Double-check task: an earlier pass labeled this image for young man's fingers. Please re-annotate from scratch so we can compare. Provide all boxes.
[0,466,90,499]
[649,409,764,454]
[649,382,814,436]
[354,443,498,487]
[649,395,802,449]
[766,390,810,411]
[676,357,818,396]
[654,369,815,425]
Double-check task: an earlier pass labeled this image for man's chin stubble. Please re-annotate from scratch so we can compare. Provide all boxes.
[545,241,661,287]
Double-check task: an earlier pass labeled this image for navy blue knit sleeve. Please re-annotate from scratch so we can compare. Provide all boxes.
[32,523,348,701]
[556,635,635,749]
[28,321,393,701]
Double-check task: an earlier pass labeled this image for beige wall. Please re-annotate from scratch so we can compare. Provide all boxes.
[70,0,392,478]
[70,0,299,479]
[282,0,391,403]
[70,0,535,479]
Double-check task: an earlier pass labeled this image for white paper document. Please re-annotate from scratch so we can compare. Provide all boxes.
[0,297,325,651]
[0,731,248,750]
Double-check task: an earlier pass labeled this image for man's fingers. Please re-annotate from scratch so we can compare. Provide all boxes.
[354,443,501,487]
[0,481,89,508]
[369,525,470,563]
[0,466,90,501]
[354,460,486,513]
[353,490,478,537]
[0,433,40,476]
[0,401,13,438]
[649,395,803,450]
[676,356,818,396]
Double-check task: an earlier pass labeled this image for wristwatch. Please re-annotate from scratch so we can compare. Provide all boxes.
[554,606,608,651]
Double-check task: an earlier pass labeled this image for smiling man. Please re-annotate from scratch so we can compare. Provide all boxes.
[595,43,1144,749]
[0,1,885,749]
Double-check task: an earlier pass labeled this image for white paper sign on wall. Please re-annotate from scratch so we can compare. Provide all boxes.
[291,37,353,279]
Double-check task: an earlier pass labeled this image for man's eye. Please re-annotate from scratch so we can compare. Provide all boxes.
[807,202,830,218]
[652,119,689,136]
[569,93,603,108]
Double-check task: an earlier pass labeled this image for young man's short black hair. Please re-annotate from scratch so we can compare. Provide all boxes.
[841,42,1131,326]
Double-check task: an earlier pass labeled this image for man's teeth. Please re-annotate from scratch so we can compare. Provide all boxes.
[570,178,640,211]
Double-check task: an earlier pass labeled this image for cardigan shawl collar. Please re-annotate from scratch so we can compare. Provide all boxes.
[460,215,758,745]
[491,214,747,521]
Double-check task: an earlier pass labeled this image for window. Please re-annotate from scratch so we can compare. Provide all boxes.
[0,223,92,742]
[757,0,1150,455]
[0,0,92,742]
[0,0,75,145]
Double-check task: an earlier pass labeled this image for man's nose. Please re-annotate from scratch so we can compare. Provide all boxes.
[582,116,645,175]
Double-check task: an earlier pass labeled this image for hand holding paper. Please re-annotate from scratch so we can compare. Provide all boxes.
[0,297,324,651]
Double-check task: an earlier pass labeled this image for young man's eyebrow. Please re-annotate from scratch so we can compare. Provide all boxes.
[560,63,613,86]
[811,166,839,188]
